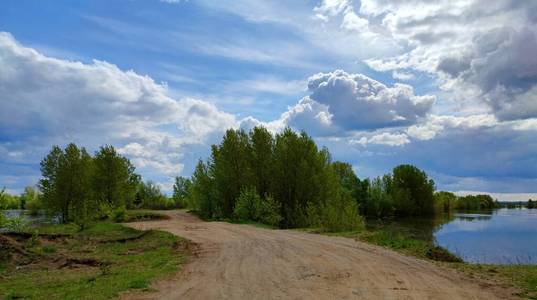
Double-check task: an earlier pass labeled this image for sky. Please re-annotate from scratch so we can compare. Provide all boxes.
[1,0,536,200]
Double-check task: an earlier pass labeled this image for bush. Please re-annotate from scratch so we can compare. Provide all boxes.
[5,216,28,233]
[110,207,127,222]
[234,188,282,227]
[316,189,364,232]
[234,187,263,221]
[0,211,6,228]
[259,195,282,227]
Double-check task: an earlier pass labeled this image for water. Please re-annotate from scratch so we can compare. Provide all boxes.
[2,209,57,227]
[367,208,537,265]
[435,209,537,264]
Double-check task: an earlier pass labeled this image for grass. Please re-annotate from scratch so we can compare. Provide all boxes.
[122,210,169,223]
[304,226,461,262]
[0,221,188,300]
[454,264,537,299]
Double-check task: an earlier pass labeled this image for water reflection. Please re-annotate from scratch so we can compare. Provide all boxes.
[366,208,537,265]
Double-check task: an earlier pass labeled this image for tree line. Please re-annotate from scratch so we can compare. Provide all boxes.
[174,127,445,230]
[36,144,178,227]
[433,192,500,213]
[3,126,518,231]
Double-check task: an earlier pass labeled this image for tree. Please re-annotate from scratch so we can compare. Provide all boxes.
[136,181,168,209]
[210,129,254,217]
[172,176,192,208]
[434,191,457,214]
[39,144,95,226]
[331,161,367,209]
[249,126,274,198]
[20,186,40,214]
[189,160,216,218]
[39,146,63,216]
[93,145,139,209]
[391,165,435,217]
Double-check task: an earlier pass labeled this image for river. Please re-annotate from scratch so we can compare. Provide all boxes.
[367,208,537,264]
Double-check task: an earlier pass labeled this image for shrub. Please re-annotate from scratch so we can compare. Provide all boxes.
[42,245,57,253]
[234,188,282,227]
[317,189,364,232]
[259,195,282,227]
[110,207,127,222]
[234,187,263,221]
[5,216,28,233]
[0,211,6,228]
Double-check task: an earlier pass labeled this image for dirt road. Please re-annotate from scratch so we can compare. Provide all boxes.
[123,210,515,300]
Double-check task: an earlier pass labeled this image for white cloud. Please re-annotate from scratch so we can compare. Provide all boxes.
[305,70,435,129]
[359,0,537,120]
[350,132,410,146]
[0,32,236,190]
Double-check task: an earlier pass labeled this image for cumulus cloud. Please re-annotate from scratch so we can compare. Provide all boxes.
[0,32,236,190]
[359,0,537,120]
[305,70,434,129]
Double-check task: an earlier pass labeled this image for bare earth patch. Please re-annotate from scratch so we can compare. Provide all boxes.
[123,210,518,300]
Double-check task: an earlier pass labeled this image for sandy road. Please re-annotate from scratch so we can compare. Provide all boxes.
[122,210,515,300]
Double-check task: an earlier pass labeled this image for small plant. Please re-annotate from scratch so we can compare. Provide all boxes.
[0,211,6,229]
[25,231,40,248]
[5,216,28,233]
[42,245,57,253]
[110,207,126,223]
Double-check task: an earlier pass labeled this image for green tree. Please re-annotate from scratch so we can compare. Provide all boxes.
[210,129,254,217]
[136,181,168,209]
[391,165,435,217]
[434,191,457,214]
[20,186,40,214]
[188,160,216,218]
[39,146,63,217]
[172,176,192,208]
[40,144,95,226]
[249,126,274,198]
[93,145,139,209]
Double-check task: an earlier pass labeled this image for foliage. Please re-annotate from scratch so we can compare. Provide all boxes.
[391,164,435,216]
[455,194,499,211]
[434,191,458,214]
[92,145,139,209]
[172,176,191,208]
[21,187,41,215]
[135,181,173,210]
[0,222,187,300]
[107,207,127,222]
[233,187,263,221]
[233,187,282,226]
[187,127,363,229]
[0,211,6,228]
[0,187,20,210]
[315,187,364,232]
[4,216,28,232]
[38,144,141,227]
[122,210,169,223]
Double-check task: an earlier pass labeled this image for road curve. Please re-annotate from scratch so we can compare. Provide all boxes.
[122,210,515,300]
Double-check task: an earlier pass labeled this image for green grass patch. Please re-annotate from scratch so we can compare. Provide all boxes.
[454,264,537,299]
[123,210,169,223]
[304,226,461,262]
[0,221,188,300]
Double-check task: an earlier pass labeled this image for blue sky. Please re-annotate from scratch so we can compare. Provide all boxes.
[1,0,537,200]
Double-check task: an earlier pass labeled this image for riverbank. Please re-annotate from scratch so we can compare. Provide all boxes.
[309,226,537,299]
[0,213,189,299]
